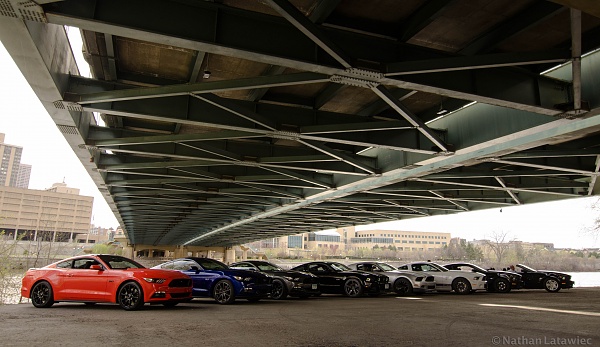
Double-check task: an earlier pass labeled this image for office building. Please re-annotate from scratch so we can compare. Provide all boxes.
[0,182,93,242]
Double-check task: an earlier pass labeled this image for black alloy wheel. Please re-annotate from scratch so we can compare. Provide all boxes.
[343,277,364,298]
[393,278,413,296]
[452,278,472,295]
[494,278,511,293]
[31,281,54,308]
[270,279,288,300]
[117,281,144,310]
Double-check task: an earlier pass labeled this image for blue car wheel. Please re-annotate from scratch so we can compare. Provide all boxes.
[213,280,235,304]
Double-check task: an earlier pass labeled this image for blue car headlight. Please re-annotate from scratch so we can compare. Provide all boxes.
[233,276,253,282]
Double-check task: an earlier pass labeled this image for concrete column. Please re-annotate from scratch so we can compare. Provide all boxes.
[224,247,236,264]
[242,249,248,260]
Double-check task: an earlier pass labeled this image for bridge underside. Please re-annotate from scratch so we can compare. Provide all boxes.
[1,0,600,247]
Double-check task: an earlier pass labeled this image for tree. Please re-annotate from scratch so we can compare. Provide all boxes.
[484,230,511,263]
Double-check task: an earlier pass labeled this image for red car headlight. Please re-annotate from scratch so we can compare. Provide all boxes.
[143,278,166,284]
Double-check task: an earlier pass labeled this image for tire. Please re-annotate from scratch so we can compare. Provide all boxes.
[543,277,561,293]
[393,278,413,296]
[494,278,511,293]
[30,281,54,308]
[213,280,235,304]
[343,277,364,298]
[452,278,472,295]
[117,281,144,311]
[270,279,288,300]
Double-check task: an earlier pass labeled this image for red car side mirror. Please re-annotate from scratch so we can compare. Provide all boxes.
[89,265,103,271]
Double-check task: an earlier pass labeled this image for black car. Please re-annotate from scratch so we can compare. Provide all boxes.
[152,258,272,304]
[230,260,320,300]
[512,264,574,292]
[444,262,522,293]
[290,261,390,297]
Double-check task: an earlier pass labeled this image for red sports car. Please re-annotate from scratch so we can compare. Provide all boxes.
[21,254,193,310]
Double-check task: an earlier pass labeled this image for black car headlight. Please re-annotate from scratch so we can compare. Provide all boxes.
[283,276,300,282]
[415,277,424,282]
[365,277,372,282]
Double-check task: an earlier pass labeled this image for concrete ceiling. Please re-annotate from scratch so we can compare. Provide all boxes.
[1,0,600,247]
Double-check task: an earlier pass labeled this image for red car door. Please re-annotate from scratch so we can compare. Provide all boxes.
[62,258,109,301]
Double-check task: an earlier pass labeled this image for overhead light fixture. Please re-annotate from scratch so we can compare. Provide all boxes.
[203,53,211,79]
[437,99,448,115]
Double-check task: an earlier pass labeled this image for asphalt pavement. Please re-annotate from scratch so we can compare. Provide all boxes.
[1,288,599,347]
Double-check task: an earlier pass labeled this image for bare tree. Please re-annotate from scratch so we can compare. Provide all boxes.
[484,230,512,264]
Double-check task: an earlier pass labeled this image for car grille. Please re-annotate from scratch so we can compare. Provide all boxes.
[425,276,434,282]
[253,277,272,285]
[169,279,192,287]
[379,276,389,283]
[170,292,190,298]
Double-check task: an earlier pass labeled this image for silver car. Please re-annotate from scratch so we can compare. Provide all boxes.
[397,261,487,295]
[347,261,436,296]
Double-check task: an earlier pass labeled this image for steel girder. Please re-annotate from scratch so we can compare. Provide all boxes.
[2,0,600,247]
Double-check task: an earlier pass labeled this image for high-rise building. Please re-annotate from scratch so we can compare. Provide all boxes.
[0,133,31,188]
[16,163,31,188]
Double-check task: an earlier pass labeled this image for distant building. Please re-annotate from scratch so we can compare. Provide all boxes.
[16,163,31,188]
[0,133,27,188]
[0,182,93,242]
[244,226,451,255]
[343,226,450,251]
[75,225,115,244]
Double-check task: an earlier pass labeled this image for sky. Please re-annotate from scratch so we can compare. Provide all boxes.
[1,29,599,249]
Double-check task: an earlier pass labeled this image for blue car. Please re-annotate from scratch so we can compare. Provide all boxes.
[152,258,272,304]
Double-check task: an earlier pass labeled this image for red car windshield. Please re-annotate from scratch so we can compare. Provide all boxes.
[98,255,145,269]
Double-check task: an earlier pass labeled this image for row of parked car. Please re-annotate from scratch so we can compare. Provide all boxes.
[20,254,575,311]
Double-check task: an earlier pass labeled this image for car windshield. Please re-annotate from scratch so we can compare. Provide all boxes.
[517,264,535,272]
[193,258,229,270]
[467,264,486,272]
[98,255,145,269]
[378,263,396,271]
[329,262,351,271]
[256,262,282,271]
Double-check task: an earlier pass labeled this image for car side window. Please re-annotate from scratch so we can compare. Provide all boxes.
[356,264,367,271]
[56,260,72,269]
[73,258,100,269]
[398,265,408,270]
[234,263,252,269]
[159,262,175,270]
[172,260,196,271]
[308,264,326,273]
[412,265,422,271]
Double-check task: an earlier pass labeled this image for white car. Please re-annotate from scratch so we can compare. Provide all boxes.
[397,262,487,294]
[348,261,436,296]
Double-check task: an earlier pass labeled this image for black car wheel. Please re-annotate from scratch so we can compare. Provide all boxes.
[213,280,235,304]
[117,281,144,311]
[495,278,511,293]
[393,278,413,296]
[270,279,288,300]
[452,278,472,295]
[543,277,561,292]
[343,277,364,298]
[30,281,54,308]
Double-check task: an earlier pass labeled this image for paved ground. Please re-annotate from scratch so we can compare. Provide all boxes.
[1,288,599,347]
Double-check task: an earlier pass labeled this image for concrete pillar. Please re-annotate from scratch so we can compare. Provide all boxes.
[242,249,248,260]
[223,247,236,264]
